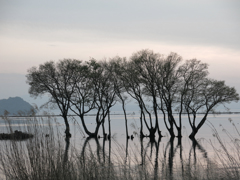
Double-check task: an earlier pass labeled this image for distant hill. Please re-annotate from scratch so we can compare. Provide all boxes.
[0,97,35,116]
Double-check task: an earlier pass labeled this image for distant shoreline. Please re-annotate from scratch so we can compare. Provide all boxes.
[2,111,240,118]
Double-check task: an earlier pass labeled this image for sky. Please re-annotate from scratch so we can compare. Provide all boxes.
[0,0,240,110]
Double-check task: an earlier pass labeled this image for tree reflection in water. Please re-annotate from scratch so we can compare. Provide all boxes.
[62,135,211,179]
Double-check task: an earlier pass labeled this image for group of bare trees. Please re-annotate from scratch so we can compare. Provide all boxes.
[26,49,239,140]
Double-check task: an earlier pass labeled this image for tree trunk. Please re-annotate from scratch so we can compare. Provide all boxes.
[157,128,163,138]
[93,121,102,138]
[79,115,91,136]
[189,128,198,139]
[177,136,182,147]
[168,127,175,138]
[168,113,175,138]
[108,111,111,139]
[63,116,71,138]
[122,103,129,138]
[189,115,207,139]
[177,127,182,138]
[149,127,156,140]
[140,111,144,139]
[153,96,162,138]
[102,117,106,138]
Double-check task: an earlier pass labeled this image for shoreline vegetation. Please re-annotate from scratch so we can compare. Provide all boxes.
[0,114,240,180]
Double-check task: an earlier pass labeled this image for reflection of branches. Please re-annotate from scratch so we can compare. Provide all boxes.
[162,137,210,179]
[189,138,208,169]
[140,138,145,166]
[62,137,70,180]
[149,140,154,159]
[138,136,162,180]
[80,137,101,164]
[102,137,106,163]
[139,137,161,165]
[140,138,151,166]
[108,137,111,164]
[80,136,112,167]
[125,138,129,164]
[163,137,183,179]
[168,137,174,178]
[153,137,161,180]
[191,138,208,159]
[63,137,70,164]
[177,137,184,174]
[107,137,112,179]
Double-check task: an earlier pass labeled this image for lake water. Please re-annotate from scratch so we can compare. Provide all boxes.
[0,113,240,179]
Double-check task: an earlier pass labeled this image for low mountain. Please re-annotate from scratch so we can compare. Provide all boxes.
[0,97,35,116]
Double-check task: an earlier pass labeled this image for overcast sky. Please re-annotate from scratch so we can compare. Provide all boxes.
[0,0,240,108]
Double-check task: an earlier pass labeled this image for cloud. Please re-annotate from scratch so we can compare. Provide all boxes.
[1,0,239,50]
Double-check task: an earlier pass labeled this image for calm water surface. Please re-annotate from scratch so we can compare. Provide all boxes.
[1,113,239,152]
[1,113,240,178]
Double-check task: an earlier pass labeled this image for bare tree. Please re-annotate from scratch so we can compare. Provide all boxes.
[93,60,118,138]
[26,59,81,138]
[67,60,97,137]
[155,52,182,138]
[121,54,160,139]
[176,59,209,138]
[130,49,163,138]
[107,57,130,139]
[185,78,239,139]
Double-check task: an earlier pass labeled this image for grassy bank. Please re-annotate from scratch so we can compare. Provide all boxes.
[0,115,239,180]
